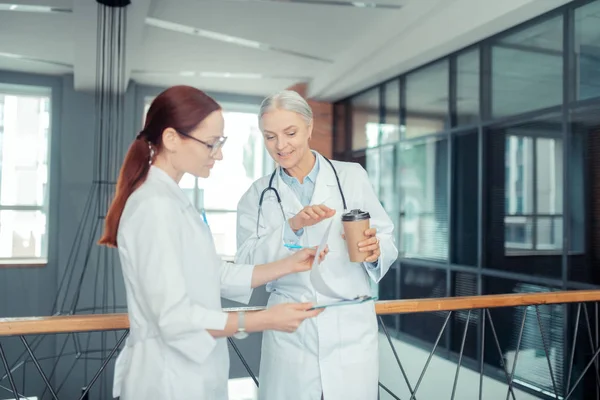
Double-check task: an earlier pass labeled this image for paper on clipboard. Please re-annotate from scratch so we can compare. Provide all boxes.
[309,219,347,300]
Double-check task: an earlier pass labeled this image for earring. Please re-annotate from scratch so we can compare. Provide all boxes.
[148,143,155,165]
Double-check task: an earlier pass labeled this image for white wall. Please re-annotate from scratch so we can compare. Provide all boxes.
[378,334,541,400]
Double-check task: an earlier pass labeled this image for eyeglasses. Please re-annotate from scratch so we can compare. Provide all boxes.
[176,130,227,157]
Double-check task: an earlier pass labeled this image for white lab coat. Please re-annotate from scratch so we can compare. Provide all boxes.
[236,153,398,400]
[112,166,254,400]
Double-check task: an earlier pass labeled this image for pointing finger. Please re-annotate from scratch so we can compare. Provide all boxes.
[306,209,319,219]
[314,207,326,217]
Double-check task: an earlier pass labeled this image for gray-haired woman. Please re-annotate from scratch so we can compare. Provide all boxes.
[235,90,398,400]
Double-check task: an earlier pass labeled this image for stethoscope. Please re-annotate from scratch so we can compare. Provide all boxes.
[256,157,347,237]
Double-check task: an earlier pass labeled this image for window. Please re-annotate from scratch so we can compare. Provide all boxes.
[405,60,450,138]
[334,2,600,396]
[451,131,479,266]
[0,85,52,263]
[567,114,590,281]
[350,88,380,150]
[504,134,563,253]
[491,16,563,117]
[365,147,380,198]
[397,137,449,261]
[382,79,401,144]
[190,111,268,258]
[142,99,269,258]
[575,1,600,100]
[456,49,480,125]
[379,145,398,220]
[366,143,400,245]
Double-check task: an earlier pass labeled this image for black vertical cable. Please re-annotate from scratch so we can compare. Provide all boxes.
[104,6,109,393]
[92,3,101,183]
[112,11,125,358]
[35,3,131,397]
[113,6,123,185]
[103,8,111,397]
[96,4,104,218]
[102,9,110,396]
[107,6,115,206]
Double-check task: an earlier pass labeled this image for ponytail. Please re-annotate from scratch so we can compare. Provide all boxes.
[98,85,221,247]
[98,138,152,247]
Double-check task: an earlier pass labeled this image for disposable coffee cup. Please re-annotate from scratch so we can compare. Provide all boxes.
[342,209,371,262]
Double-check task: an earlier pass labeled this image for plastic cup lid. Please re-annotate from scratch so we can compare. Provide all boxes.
[341,209,370,221]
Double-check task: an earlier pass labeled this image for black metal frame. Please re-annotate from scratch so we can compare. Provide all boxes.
[331,0,600,397]
[5,301,599,400]
[373,302,600,400]
[0,330,129,400]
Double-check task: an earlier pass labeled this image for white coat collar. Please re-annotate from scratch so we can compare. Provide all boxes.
[309,152,338,206]
[147,166,192,208]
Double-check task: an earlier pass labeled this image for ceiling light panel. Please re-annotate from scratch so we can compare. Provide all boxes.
[214,0,402,9]
[0,3,72,13]
[145,17,332,63]
[0,51,72,67]
[132,69,310,81]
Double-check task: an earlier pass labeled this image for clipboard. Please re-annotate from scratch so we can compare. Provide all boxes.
[309,295,378,310]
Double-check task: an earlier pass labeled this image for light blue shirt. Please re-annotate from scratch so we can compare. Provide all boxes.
[281,153,320,243]
[281,153,378,268]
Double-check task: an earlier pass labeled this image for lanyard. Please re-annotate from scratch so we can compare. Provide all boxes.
[201,208,209,228]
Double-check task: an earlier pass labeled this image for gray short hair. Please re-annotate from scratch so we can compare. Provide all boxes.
[258,90,313,130]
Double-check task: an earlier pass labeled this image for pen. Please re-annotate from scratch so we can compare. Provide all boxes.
[284,243,306,250]
[201,209,209,226]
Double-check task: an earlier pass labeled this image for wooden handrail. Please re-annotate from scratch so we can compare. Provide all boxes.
[1,290,599,337]
[375,290,600,315]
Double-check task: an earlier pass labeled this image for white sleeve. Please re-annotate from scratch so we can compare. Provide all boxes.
[219,260,254,304]
[354,164,399,283]
[124,197,228,363]
[235,184,291,266]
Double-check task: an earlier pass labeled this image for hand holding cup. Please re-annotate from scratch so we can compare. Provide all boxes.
[357,228,380,263]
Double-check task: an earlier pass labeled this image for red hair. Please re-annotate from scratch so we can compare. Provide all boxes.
[98,85,221,247]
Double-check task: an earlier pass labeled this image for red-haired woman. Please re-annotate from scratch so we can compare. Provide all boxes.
[99,85,324,400]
